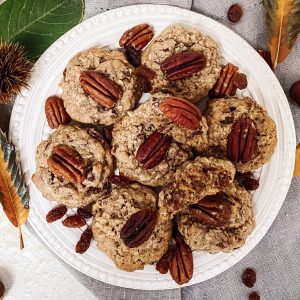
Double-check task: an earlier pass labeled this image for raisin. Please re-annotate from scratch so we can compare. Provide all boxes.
[125,45,141,67]
[86,187,102,195]
[227,3,243,23]
[289,80,300,106]
[46,205,67,223]
[236,172,259,191]
[77,207,93,219]
[249,292,260,300]
[103,127,112,143]
[233,72,247,89]
[0,279,5,299]
[241,177,259,191]
[242,268,256,288]
[62,215,86,228]
[75,227,93,254]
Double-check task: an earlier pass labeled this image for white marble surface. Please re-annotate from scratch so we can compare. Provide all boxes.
[0,208,96,300]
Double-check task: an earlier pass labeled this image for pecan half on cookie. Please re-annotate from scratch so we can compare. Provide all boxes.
[161,51,207,81]
[135,130,172,169]
[119,23,154,51]
[47,144,86,183]
[189,194,232,227]
[120,208,157,248]
[159,96,202,130]
[227,117,257,164]
[80,71,123,108]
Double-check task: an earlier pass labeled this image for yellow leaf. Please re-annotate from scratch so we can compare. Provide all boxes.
[294,144,300,176]
[0,130,29,249]
[263,0,300,69]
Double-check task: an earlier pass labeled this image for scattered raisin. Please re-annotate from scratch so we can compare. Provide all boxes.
[125,45,141,67]
[249,292,260,300]
[236,172,259,191]
[77,207,93,219]
[62,215,86,228]
[289,80,300,106]
[46,205,67,223]
[242,268,257,288]
[76,227,93,254]
[0,279,5,299]
[241,177,259,191]
[227,3,243,23]
[233,72,247,89]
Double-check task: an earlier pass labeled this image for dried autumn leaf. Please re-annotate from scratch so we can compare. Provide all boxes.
[294,144,300,176]
[0,129,29,248]
[263,0,300,69]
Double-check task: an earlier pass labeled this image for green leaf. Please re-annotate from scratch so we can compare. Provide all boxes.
[0,129,29,248]
[0,0,84,59]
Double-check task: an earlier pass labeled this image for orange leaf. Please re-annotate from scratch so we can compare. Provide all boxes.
[294,144,300,176]
[0,130,29,248]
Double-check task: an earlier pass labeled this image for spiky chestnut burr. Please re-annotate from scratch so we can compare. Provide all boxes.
[0,42,32,104]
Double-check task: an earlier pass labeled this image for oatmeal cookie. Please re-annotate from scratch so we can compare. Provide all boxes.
[158,157,236,218]
[177,185,255,253]
[141,25,221,103]
[60,47,141,126]
[32,125,113,207]
[92,183,172,271]
[112,94,209,186]
[205,97,277,172]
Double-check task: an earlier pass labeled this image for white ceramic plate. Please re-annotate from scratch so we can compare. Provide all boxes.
[9,5,295,290]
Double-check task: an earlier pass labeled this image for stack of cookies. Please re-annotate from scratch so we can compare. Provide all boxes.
[32,24,277,285]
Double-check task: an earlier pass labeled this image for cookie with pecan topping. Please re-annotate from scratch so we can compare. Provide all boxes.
[32,125,113,207]
[111,94,208,186]
[60,47,141,126]
[176,184,255,253]
[158,157,236,218]
[92,183,172,272]
[205,97,277,172]
[141,25,221,102]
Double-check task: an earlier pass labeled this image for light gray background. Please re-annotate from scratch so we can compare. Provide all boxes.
[1,1,300,299]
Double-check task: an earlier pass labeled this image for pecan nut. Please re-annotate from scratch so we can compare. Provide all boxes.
[160,51,207,81]
[120,208,157,248]
[169,231,193,285]
[80,71,123,108]
[227,117,257,163]
[45,96,70,129]
[46,205,67,223]
[156,244,176,274]
[47,144,86,183]
[159,96,202,130]
[135,131,172,169]
[119,23,154,51]
[212,63,248,98]
[76,227,93,254]
[62,215,86,228]
[189,194,232,227]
